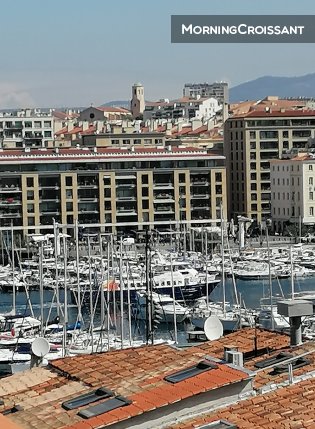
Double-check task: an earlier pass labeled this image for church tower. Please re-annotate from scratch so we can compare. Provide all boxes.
[131,83,145,119]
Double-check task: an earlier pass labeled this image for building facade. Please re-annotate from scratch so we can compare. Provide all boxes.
[0,109,55,149]
[224,110,315,224]
[0,145,226,235]
[183,82,229,105]
[270,155,315,232]
[143,97,220,122]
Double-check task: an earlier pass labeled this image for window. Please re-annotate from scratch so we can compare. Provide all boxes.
[66,176,73,187]
[111,139,119,145]
[28,217,35,226]
[310,207,314,216]
[310,177,313,185]
[215,172,222,182]
[134,139,141,145]
[66,202,73,211]
[27,190,34,199]
[44,121,51,128]
[310,192,313,201]
[142,200,149,209]
[179,173,186,183]
[78,396,132,419]
[142,187,149,197]
[105,201,111,211]
[122,139,130,145]
[27,204,34,213]
[142,175,149,185]
[144,139,152,145]
[310,165,313,171]
[62,388,114,411]
[66,189,73,199]
[104,177,111,186]
[44,131,52,138]
[254,352,293,369]
[164,360,218,384]
[27,177,34,187]
[34,121,41,128]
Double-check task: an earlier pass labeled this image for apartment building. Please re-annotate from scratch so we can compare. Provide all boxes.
[224,109,315,224]
[270,154,315,232]
[183,82,229,104]
[143,97,220,122]
[0,109,56,149]
[0,144,226,235]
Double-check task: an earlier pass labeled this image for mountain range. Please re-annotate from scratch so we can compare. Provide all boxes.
[230,73,315,102]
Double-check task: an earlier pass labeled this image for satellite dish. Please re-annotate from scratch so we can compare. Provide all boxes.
[204,315,224,341]
[31,337,50,357]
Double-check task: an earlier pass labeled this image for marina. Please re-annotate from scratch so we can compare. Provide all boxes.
[0,222,315,377]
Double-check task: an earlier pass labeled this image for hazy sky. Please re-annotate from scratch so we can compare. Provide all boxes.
[1,0,315,108]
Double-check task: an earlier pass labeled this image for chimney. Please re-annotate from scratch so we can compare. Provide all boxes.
[223,345,238,361]
[278,300,313,346]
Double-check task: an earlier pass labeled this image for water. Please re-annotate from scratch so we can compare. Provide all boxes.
[211,276,315,309]
[1,276,315,344]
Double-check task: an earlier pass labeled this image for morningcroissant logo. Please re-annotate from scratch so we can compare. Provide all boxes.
[171,15,315,43]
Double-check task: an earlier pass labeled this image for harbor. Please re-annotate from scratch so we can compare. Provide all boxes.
[0,221,315,377]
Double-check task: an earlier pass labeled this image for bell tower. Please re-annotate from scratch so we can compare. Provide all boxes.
[131,83,145,119]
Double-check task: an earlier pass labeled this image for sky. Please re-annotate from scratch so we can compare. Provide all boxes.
[1,0,315,108]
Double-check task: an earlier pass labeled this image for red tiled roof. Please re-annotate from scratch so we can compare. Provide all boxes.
[171,377,315,429]
[232,109,315,119]
[55,126,68,136]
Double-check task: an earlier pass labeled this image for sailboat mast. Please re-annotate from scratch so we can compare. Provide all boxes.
[266,224,274,330]
[220,205,226,315]
[11,223,16,314]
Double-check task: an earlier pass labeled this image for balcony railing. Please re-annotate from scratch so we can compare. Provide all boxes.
[191,194,210,199]
[0,186,21,193]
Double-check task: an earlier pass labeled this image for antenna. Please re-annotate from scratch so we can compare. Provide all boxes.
[204,315,223,341]
[31,337,50,357]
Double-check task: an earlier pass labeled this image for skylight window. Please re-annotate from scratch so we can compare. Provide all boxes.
[164,360,218,384]
[254,352,293,369]
[62,387,114,410]
[78,395,132,419]
[271,357,310,375]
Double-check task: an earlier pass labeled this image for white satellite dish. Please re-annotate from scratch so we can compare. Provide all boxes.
[204,315,224,341]
[31,337,50,357]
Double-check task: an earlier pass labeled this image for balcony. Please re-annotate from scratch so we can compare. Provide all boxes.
[154,206,174,214]
[191,194,210,199]
[153,183,174,189]
[77,183,98,189]
[191,205,210,211]
[0,199,21,207]
[24,134,43,139]
[116,196,136,201]
[116,175,137,180]
[191,180,209,186]
[39,198,60,203]
[116,208,137,216]
[116,183,136,188]
[0,212,21,218]
[0,186,21,193]
[40,210,60,215]
[78,198,99,203]
[78,209,99,214]
[39,185,60,190]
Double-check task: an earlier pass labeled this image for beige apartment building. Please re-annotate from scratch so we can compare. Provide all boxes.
[270,154,315,232]
[0,142,226,235]
[224,109,315,224]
